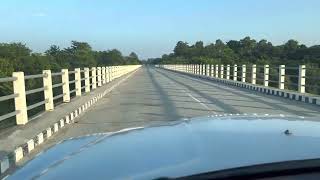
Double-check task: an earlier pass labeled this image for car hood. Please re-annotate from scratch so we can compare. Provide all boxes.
[8,115,320,180]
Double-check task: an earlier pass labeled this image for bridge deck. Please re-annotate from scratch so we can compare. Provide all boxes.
[2,66,320,167]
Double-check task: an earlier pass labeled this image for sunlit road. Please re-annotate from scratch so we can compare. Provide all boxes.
[20,66,320,163]
[47,66,320,138]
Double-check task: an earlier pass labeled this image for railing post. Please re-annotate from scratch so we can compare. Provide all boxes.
[75,68,81,96]
[110,66,114,81]
[264,65,269,87]
[233,64,237,81]
[106,66,110,83]
[226,65,230,79]
[102,67,106,84]
[298,65,306,93]
[210,64,214,77]
[43,70,54,111]
[220,65,224,78]
[206,64,210,76]
[61,69,70,102]
[12,72,28,125]
[279,65,285,89]
[202,64,205,75]
[242,65,246,82]
[91,67,97,89]
[105,66,109,83]
[215,65,219,78]
[251,64,256,84]
[97,67,102,87]
[84,68,90,93]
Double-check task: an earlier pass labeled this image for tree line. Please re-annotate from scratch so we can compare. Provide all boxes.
[147,36,320,95]
[147,36,320,67]
[0,41,141,128]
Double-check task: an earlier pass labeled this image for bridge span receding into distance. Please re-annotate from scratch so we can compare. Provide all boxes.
[0,64,320,177]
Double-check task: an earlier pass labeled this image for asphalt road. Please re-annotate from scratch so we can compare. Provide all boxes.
[16,66,320,165]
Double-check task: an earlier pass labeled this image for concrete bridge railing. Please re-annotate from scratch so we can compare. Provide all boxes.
[0,65,141,126]
[157,64,320,105]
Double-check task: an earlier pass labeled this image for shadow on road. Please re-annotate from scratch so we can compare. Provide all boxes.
[145,67,181,120]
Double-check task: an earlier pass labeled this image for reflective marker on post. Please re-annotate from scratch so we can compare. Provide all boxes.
[43,70,54,111]
[13,72,28,125]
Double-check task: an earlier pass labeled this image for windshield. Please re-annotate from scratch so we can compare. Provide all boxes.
[0,0,320,179]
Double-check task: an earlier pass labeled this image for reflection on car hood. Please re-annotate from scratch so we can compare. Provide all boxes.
[9,115,320,180]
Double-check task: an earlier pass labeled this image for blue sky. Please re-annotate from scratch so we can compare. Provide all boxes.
[0,0,319,59]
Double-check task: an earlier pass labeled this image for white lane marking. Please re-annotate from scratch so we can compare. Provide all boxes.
[156,68,217,114]
[186,92,217,114]
[173,83,216,114]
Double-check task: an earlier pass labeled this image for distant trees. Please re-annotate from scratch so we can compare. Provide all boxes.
[0,41,141,79]
[150,36,320,66]
[0,41,141,127]
[148,36,320,95]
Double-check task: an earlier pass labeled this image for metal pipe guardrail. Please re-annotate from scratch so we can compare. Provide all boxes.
[156,64,319,96]
[0,65,141,126]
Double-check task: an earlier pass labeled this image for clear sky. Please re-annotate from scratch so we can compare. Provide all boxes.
[0,0,319,59]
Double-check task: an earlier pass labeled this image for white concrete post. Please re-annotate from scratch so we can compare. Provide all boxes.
[251,64,256,84]
[210,64,214,77]
[220,65,224,78]
[43,70,54,111]
[206,64,210,76]
[226,65,230,79]
[107,66,110,82]
[202,64,206,75]
[215,65,219,78]
[102,67,106,84]
[91,67,97,89]
[298,65,306,93]
[61,69,70,102]
[233,64,237,81]
[202,64,205,75]
[264,65,269,87]
[12,72,28,125]
[279,65,285,89]
[84,68,90,93]
[105,66,109,83]
[97,67,102,87]
[75,68,81,96]
[110,66,114,81]
[242,65,246,82]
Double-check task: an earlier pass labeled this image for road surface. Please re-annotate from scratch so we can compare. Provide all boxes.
[17,66,320,164]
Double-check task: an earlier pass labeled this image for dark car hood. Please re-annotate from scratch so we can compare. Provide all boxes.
[8,115,320,180]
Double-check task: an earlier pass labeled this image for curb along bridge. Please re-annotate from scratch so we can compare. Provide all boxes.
[0,64,320,177]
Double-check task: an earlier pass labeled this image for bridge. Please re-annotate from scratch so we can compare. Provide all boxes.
[0,64,320,177]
